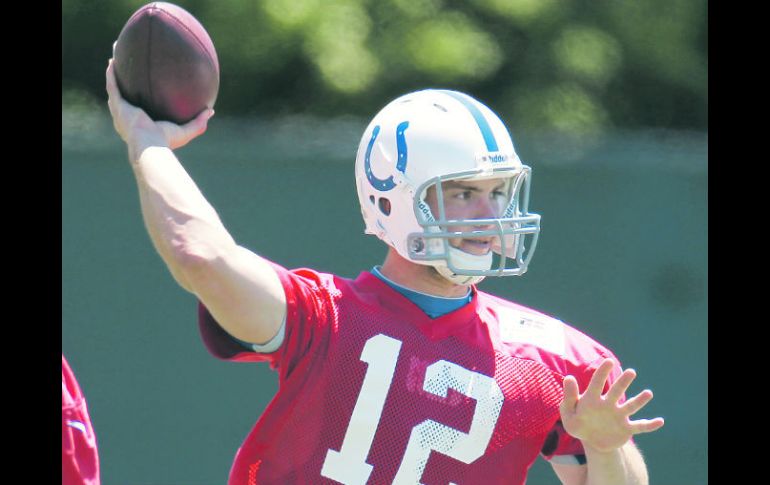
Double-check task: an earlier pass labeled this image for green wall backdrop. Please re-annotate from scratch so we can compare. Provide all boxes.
[63,109,706,484]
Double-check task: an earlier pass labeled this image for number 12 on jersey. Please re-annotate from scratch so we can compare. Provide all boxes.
[321,334,504,485]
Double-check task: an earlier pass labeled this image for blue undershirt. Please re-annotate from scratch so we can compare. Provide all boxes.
[370,266,472,318]
[233,266,473,351]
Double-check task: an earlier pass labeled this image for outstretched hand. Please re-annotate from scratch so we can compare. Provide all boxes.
[105,56,213,154]
[559,359,665,453]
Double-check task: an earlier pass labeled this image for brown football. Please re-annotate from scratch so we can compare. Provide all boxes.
[113,2,219,124]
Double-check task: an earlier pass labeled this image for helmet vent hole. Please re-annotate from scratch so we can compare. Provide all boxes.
[369,195,375,205]
[433,103,447,112]
[378,197,392,215]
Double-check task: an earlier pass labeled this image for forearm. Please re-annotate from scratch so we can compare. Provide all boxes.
[584,441,648,485]
[130,144,236,292]
[104,61,286,341]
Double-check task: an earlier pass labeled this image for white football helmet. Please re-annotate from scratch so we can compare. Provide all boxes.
[355,89,541,285]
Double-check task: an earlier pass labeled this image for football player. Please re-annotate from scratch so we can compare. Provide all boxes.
[105,58,664,485]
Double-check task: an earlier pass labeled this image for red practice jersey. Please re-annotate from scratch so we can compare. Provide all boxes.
[199,267,623,485]
[62,355,100,485]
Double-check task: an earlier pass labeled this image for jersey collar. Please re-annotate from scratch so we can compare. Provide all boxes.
[354,271,483,340]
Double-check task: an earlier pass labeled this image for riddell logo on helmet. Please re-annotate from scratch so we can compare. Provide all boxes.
[480,153,508,163]
[417,200,435,222]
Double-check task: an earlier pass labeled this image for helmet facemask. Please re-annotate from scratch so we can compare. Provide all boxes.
[406,166,541,285]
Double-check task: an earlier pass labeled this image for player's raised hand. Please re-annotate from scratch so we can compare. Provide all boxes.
[559,358,665,453]
[105,57,213,153]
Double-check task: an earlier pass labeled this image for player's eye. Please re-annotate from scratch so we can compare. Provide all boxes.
[492,190,506,199]
[449,190,472,200]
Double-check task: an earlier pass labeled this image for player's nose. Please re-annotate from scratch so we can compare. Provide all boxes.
[472,196,500,227]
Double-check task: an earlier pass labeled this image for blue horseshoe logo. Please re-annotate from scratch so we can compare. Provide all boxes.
[364,121,409,191]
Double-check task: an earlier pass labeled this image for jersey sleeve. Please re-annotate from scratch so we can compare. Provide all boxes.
[62,355,100,485]
[198,262,337,378]
[540,352,626,463]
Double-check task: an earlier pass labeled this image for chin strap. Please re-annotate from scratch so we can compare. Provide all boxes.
[434,247,492,286]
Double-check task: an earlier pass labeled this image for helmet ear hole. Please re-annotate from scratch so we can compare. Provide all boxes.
[378,197,392,215]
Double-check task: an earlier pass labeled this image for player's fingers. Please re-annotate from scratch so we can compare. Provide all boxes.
[185,108,214,136]
[105,60,120,105]
[629,417,665,435]
[585,358,615,398]
[105,61,122,123]
[560,375,580,415]
[105,62,133,131]
[194,108,215,126]
[619,389,654,416]
[605,368,636,404]
[158,122,186,147]
[105,59,114,91]
[158,112,209,150]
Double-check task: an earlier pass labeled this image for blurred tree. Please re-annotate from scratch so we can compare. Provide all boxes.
[62,0,707,133]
